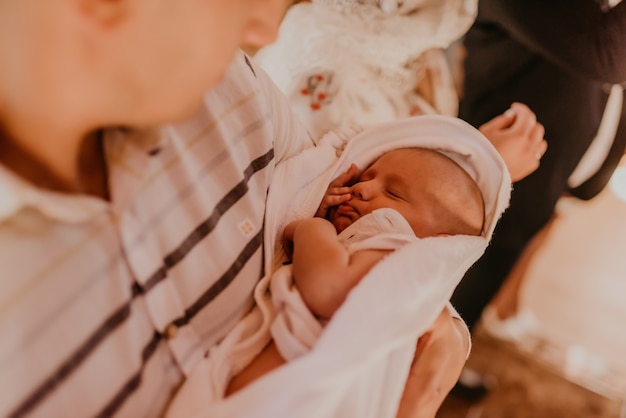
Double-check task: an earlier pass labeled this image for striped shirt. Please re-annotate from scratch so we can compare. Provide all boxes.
[0,54,312,418]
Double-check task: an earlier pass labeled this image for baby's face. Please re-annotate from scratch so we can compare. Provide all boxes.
[329,148,484,237]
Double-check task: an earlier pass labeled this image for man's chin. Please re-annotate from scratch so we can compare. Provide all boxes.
[132,102,203,129]
[168,98,206,123]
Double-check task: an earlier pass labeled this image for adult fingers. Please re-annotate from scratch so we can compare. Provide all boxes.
[507,102,537,137]
[536,139,548,160]
[528,122,547,160]
[478,108,516,132]
[530,121,545,145]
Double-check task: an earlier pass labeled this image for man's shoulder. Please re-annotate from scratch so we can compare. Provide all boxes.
[203,52,314,164]
[208,52,264,101]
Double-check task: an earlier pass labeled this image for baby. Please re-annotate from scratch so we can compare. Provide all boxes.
[227,146,485,393]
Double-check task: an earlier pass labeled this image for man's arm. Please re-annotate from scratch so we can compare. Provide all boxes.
[396,308,470,418]
[251,53,316,163]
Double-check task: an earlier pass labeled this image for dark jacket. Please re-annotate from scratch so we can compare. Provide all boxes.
[452,0,626,328]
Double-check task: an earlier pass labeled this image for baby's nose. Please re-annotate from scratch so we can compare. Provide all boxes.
[351,181,372,200]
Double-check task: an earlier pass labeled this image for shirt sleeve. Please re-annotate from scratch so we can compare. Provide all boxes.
[246,53,316,164]
[479,0,626,83]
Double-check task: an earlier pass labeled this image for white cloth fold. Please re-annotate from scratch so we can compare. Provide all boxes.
[166,115,511,418]
[254,0,477,139]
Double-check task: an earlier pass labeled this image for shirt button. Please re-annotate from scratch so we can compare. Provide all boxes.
[165,324,178,340]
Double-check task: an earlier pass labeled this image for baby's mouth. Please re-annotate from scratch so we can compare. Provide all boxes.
[336,203,359,218]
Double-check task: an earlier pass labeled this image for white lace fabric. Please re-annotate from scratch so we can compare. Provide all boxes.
[255,0,477,139]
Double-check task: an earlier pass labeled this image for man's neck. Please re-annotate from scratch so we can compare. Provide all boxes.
[0,127,109,199]
[78,130,109,199]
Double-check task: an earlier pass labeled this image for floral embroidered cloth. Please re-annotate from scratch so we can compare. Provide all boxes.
[255,0,477,139]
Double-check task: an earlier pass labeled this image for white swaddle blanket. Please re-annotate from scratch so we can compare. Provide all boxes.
[272,207,418,361]
[166,115,511,418]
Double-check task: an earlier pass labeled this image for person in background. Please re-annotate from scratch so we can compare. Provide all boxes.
[451,0,626,397]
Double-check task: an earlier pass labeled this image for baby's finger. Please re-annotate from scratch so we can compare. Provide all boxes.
[346,163,358,181]
[330,163,359,187]
[323,193,351,208]
[327,186,352,196]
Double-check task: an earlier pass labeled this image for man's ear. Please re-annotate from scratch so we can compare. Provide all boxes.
[77,0,127,28]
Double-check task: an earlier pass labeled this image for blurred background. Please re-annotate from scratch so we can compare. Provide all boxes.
[438,156,626,417]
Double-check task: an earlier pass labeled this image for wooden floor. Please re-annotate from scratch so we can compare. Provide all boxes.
[438,159,626,417]
[438,329,624,418]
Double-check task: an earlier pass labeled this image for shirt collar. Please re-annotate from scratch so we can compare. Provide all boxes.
[0,127,167,224]
[0,163,108,224]
[0,129,163,224]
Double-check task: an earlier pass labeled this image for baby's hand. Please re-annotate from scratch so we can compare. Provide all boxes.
[479,102,548,182]
[315,163,359,218]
